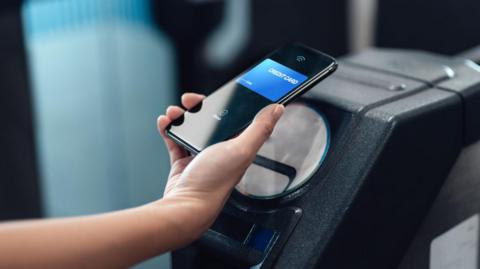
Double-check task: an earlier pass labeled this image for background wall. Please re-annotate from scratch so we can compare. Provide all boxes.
[23,0,175,267]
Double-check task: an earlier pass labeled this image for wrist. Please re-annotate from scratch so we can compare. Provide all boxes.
[147,196,215,245]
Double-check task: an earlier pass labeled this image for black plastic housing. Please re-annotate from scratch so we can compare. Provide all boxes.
[172,48,480,269]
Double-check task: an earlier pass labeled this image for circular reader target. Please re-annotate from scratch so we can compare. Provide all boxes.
[236,102,330,199]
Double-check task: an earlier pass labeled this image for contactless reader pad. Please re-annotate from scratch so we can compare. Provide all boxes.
[236,102,330,199]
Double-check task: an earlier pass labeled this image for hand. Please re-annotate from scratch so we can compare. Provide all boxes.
[0,93,284,269]
[154,92,284,241]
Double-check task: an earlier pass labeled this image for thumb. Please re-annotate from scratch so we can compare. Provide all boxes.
[233,104,284,154]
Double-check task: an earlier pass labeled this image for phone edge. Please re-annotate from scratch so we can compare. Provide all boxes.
[165,47,338,154]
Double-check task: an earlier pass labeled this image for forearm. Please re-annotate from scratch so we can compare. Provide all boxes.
[0,199,196,269]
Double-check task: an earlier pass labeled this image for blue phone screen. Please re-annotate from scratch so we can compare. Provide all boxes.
[236,58,308,102]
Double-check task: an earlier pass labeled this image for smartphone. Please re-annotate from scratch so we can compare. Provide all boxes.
[166,43,337,154]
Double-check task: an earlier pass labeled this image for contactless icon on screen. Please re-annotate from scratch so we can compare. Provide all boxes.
[296,55,306,62]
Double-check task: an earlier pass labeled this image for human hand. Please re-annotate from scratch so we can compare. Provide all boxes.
[154,92,284,241]
[0,93,283,269]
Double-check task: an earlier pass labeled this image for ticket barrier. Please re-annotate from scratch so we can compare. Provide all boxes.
[172,48,480,269]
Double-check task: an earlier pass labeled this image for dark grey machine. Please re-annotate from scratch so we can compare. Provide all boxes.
[172,47,480,269]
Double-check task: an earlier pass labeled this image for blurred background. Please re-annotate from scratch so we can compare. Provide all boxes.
[1,0,479,268]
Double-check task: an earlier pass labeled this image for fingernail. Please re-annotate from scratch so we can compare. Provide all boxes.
[272,104,284,121]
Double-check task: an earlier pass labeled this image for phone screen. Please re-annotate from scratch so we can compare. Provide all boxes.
[237,58,308,102]
[167,44,336,153]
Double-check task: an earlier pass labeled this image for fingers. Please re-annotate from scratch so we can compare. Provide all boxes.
[157,115,175,138]
[166,105,184,120]
[156,92,205,165]
[157,115,189,164]
[233,104,284,155]
[165,92,205,120]
[159,92,205,134]
[181,93,205,110]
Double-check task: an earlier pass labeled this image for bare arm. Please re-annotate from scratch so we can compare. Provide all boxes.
[0,199,197,269]
[0,93,284,269]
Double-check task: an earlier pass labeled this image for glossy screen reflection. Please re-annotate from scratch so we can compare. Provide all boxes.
[167,79,272,152]
[236,103,330,199]
[167,58,310,153]
[167,43,336,153]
